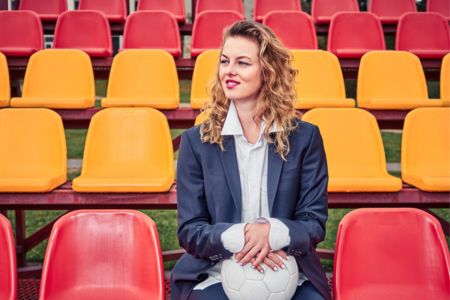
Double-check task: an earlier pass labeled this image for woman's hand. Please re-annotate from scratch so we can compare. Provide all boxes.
[235,223,271,270]
[261,250,288,272]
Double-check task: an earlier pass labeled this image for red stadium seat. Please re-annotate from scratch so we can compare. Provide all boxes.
[18,0,67,21]
[195,0,244,16]
[328,12,385,58]
[369,0,417,24]
[263,11,317,49]
[311,0,359,24]
[137,0,185,23]
[191,10,244,58]
[334,208,450,300]
[254,0,301,22]
[0,214,16,300]
[78,0,127,23]
[53,10,112,57]
[427,0,450,20]
[40,210,165,300]
[396,12,450,59]
[123,11,181,57]
[0,10,43,57]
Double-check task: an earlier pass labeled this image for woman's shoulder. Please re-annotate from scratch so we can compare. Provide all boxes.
[183,125,202,139]
[289,119,319,138]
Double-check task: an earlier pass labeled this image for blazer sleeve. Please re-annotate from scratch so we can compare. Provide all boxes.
[176,131,234,261]
[278,125,329,257]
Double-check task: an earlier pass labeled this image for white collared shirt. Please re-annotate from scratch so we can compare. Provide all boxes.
[194,101,308,290]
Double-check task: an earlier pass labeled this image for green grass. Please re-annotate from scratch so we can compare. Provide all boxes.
[65,129,87,159]
[381,131,402,163]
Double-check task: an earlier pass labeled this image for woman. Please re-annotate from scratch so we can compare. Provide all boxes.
[172,21,330,300]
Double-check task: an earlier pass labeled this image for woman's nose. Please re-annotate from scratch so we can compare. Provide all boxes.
[225,62,237,75]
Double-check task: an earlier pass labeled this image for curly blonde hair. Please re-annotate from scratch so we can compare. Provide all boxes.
[200,21,300,159]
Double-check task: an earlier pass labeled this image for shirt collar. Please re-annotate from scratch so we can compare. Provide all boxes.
[221,101,280,136]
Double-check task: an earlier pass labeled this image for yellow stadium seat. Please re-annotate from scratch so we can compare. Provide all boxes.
[190,49,220,109]
[101,49,179,109]
[0,53,10,107]
[194,111,207,125]
[72,107,174,192]
[0,108,67,192]
[401,108,450,191]
[291,50,355,109]
[303,108,402,192]
[357,51,444,109]
[441,53,449,106]
[10,49,95,109]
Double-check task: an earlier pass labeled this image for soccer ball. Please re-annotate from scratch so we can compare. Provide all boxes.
[221,255,299,300]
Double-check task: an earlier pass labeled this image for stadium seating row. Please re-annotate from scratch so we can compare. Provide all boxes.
[1,208,449,300]
[1,9,449,59]
[11,0,450,24]
[0,210,166,300]
[1,106,449,193]
[0,50,448,110]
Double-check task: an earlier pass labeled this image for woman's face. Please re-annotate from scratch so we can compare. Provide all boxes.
[219,36,262,104]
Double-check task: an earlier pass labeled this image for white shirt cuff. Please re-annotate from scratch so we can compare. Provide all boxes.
[267,218,290,251]
[221,223,246,253]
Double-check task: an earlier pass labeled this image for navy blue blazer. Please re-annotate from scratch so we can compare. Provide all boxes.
[171,121,330,300]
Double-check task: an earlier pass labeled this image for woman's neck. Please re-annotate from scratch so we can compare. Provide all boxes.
[233,100,260,144]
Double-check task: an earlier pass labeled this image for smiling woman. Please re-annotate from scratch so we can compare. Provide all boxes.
[171,21,330,300]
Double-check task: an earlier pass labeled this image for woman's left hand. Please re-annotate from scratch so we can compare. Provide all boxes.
[235,223,271,270]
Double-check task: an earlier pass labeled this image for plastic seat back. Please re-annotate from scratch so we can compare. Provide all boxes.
[190,49,220,109]
[137,0,185,23]
[102,49,179,109]
[72,108,174,192]
[291,50,354,108]
[401,108,450,191]
[10,49,95,109]
[19,0,67,21]
[40,210,165,300]
[254,0,301,22]
[311,0,359,24]
[328,12,385,58]
[334,208,450,300]
[0,52,10,107]
[0,214,16,300]
[195,0,244,16]
[191,10,244,58]
[303,108,402,192]
[0,108,67,192]
[396,12,450,59]
[442,53,450,104]
[195,111,208,125]
[0,10,43,57]
[53,10,112,57]
[357,51,443,109]
[369,0,416,23]
[123,11,181,57]
[427,0,450,19]
[78,0,127,22]
[263,11,317,50]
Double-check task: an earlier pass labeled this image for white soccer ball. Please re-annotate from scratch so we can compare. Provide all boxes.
[221,255,299,300]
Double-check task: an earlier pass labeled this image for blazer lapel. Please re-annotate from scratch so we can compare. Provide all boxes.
[267,143,283,214]
[217,136,242,216]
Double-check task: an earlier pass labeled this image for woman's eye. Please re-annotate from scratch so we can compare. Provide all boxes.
[238,61,250,66]
[220,59,229,64]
